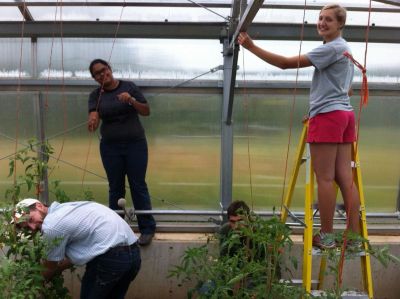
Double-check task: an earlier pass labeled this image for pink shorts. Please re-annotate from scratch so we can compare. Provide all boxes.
[307,110,356,143]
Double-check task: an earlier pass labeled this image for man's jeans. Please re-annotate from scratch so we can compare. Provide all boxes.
[100,138,156,234]
[80,243,141,299]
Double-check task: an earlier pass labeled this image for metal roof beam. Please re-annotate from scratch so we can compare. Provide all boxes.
[247,23,400,43]
[0,21,398,43]
[230,0,264,47]
[1,1,400,12]
[0,79,398,92]
[0,21,224,39]
[373,0,400,7]
[15,0,34,21]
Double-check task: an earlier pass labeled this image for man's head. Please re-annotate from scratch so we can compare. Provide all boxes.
[227,200,250,229]
[14,198,48,232]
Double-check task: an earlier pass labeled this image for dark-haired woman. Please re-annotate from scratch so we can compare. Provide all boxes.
[88,59,156,246]
[238,4,360,250]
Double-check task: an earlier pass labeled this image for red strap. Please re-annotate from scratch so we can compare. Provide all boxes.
[343,51,369,106]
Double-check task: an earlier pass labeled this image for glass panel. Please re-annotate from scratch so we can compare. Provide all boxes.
[0,92,38,206]
[3,0,399,23]
[122,7,230,22]
[0,38,32,78]
[353,94,400,212]
[43,92,108,203]
[232,91,400,212]
[144,92,221,210]
[0,7,23,21]
[37,38,223,80]
[255,9,400,27]
[28,6,125,21]
[35,38,400,82]
[0,88,398,211]
[19,0,399,24]
[236,41,400,83]
[28,6,230,22]
[232,93,308,211]
[268,0,399,9]
[0,90,222,210]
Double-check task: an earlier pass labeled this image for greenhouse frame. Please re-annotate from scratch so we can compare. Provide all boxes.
[0,0,399,298]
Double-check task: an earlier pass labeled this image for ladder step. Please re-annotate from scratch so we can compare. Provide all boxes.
[341,291,369,299]
[313,203,346,211]
[312,216,347,220]
[279,278,319,285]
[311,290,368,298]
[312,248,366,256]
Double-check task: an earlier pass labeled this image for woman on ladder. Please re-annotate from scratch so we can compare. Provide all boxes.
[238,3,360,249]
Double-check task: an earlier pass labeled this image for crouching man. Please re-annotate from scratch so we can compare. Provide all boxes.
[14,198,141,299]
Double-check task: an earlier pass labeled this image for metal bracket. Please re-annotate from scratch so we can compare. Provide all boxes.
[283,205,307,227]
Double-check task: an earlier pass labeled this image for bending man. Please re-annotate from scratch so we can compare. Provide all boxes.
[14,198,141,299]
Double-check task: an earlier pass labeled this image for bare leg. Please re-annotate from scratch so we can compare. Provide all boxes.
[310,143,338,234]
[335,143,360,233]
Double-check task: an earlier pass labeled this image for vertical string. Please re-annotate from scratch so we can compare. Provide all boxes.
[13,0,27,203]
[338,0,372,286]
[81,1,126,187]
[48,0,67,180]
[279,0,307,211]
[241,50,254,210]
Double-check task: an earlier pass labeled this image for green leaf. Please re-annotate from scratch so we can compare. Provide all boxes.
[8,160,15,177]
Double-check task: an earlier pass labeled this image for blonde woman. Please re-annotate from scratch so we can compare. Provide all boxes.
[238,4,360,249]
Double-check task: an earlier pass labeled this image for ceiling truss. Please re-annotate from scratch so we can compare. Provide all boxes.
[0,21,398,43]
[2,0,399,43]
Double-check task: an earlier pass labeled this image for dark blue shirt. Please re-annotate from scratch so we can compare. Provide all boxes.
[88,80,147,142]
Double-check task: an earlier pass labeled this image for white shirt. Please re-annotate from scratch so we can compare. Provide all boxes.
[42,201,137,265]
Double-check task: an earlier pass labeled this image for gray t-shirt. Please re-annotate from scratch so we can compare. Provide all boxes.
[42,201,137,265]
[306,37,354,118]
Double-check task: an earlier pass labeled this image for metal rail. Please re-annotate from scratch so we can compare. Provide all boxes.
[0,79,399,91]
[1,1,400,12]
[119,209,400,219]
[1,22,399,43]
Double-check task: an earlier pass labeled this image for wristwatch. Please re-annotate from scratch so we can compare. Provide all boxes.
[128,97,136,106]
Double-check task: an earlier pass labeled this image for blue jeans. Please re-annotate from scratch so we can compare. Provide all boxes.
[80,243,141,299]
[100,138,156,234]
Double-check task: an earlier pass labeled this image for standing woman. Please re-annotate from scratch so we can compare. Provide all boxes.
[88,59,156,246]
[238,4,360,249]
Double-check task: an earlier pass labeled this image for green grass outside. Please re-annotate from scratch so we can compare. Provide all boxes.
[1,127,398,212]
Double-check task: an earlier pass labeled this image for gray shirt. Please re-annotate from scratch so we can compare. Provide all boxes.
[42,201,137,265]
[306,36,354,118]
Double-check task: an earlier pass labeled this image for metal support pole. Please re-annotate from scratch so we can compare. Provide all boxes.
[220,38,238,213]
[220,0,264,214]
[36,92,49,205]
[32,37,49,204]
[219,0,245,214]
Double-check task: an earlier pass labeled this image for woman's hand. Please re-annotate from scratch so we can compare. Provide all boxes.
[237,32,312,70]
[237,32,255,50]
[88,111,99,132]
[117,92,134,104]
[117,92,150,116]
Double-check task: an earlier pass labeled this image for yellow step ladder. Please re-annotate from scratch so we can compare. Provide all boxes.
[280,121,374,298]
